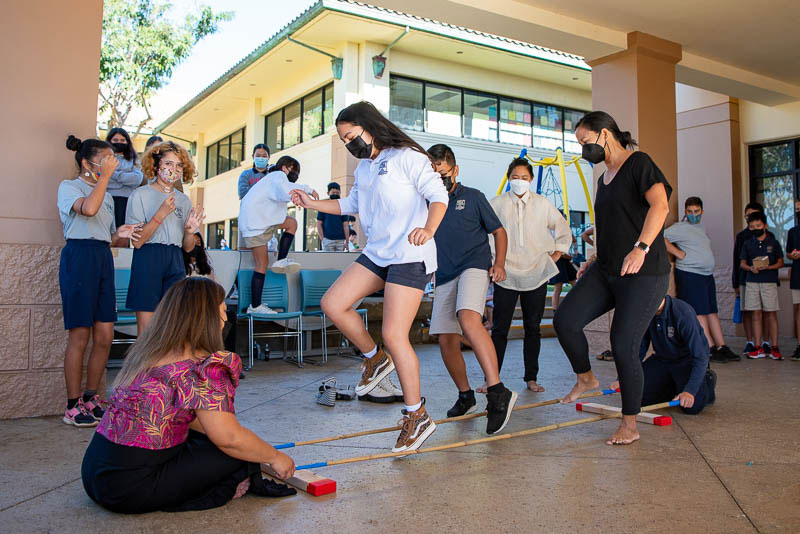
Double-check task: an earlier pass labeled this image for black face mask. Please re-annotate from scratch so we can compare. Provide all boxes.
[441,175,454,191]
[287,170,299,183]
[345,132,373,159]
[329,194,341,200]
[581,132,606,164]
[751,229,765,237]
[111,142,128,154]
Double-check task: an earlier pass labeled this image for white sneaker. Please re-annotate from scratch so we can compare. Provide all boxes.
[247,304,278,315]
[270,258,301,274]
[358,375,404,404]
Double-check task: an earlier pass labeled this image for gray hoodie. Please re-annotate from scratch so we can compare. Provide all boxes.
[106,155,144,198]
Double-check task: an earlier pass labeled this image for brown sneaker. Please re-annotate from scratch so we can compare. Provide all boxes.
[392,402,436,453]
[355,347,395,396]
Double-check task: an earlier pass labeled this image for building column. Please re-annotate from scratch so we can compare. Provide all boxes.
[583,31,682,355]
[333,41,361,115]
[245,97,264,162]
[677,97,741,337]
[0,1,104,419]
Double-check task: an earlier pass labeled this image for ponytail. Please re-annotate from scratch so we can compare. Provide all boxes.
[66,135,112,170]
[576,111,638,149]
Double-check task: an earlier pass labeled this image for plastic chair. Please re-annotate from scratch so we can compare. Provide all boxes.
[112,269,137,347]
[237,270,304,369]
[299,269,367,361]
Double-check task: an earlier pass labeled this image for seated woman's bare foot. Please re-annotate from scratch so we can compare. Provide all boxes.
[606,421,640,446]
[233,477,251,499]
[526,381,545,392]
[560,372,599,404]
[476,382,488,394]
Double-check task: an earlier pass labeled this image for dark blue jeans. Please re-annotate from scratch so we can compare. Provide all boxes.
[642,356,714,414]
[554,263,669,415]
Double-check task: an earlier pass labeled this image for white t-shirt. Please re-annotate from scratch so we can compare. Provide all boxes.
[239,170,313,238]
[337,147,449,274]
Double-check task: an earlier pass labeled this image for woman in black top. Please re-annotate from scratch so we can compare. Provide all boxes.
[554,111,672,446]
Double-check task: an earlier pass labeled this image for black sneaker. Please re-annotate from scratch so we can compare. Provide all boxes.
[742,342,755,356]
[485,385,518,435]
[706,368,717,406]
[718,345,740,362]
[710,347,727,363]
[446,390,477,417]
[791,345,800,361]
[762,343,772,357]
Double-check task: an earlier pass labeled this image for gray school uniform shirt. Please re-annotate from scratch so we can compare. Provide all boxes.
[106,155,144,198]
[125,185,192,246]
[663,221,715,276]
[57,179,116,242]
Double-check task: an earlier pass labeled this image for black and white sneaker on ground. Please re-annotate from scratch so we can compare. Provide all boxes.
[446,390,477,418]
[486,385,518,435]
[791,345,800,361]
[742,342,755,357]
[710,347,727,363]
[358,375,403,403]
[718,345,740,362]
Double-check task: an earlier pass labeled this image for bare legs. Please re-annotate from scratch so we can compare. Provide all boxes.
[64,322,114,399]
[696,313,727,348]
[439,309,501,392]
[321,262,427,405]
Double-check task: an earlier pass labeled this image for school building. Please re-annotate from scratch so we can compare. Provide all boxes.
[3,0,800,418]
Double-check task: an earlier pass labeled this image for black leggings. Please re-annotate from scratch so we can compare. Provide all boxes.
[553,263,669,415]
[491,283,547,382]
[82,430,258,514]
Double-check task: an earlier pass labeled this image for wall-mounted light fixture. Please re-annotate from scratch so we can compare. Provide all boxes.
[372,26,409,79]
[287,35,344,80]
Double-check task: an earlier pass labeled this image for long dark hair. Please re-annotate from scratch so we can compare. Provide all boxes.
[183,232,212,276]
[105,127,137,162]
[336,101,430,160]
[269,155,300,175]
[66,135,112,172]
[113,277,225,388]
[575,111,638,149]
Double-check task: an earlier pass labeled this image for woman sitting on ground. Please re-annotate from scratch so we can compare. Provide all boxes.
[82,277,296,514]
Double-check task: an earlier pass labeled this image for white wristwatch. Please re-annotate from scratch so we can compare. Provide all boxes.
[634,241,650,254]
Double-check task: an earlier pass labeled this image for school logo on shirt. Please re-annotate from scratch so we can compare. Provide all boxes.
[455,199,466,210]
[378,161,388,176]
[174,207,184,219]
[667,326,675,338]
[767,245,773,254]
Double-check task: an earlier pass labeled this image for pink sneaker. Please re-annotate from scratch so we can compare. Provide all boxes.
[63,399,98,427]
[83,394,106,421]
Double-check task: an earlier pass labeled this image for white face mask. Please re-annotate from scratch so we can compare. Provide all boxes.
[509,179,530,196]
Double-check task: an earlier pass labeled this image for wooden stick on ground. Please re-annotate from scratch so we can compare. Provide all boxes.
[273,388,620,450]
[295,400,678,470]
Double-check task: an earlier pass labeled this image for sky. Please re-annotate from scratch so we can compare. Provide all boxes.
[120,0,317,132]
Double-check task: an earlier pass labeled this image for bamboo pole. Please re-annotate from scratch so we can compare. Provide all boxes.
[295,400,678,470]
[273,389,619,450]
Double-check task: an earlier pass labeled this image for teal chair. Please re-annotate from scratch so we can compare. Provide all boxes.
[112,269,137,347]
[299,269,367,361]
[237,270,304,369]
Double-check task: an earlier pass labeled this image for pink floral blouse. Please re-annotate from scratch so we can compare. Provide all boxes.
[97,351,241,450]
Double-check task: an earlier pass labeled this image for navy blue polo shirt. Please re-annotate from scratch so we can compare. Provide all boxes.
[740,235,783,284]
[434,184,503,286]
[786,225,800,289]
[317,211,348,241]
[639,296,709,396]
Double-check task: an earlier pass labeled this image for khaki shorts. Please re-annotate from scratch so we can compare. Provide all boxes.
[242,225,280,249]
[430,268,490,335]
[743,282,780,312]
[792,289,800,305]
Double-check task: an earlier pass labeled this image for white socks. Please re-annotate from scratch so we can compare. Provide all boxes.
[405,401,422,413]
[363,346,378,359]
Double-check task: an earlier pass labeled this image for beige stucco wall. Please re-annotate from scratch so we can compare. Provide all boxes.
[0,0,104,419]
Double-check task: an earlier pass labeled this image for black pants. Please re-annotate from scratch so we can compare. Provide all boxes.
[112,196,128,230]
[491,282,547,382]
[82,431,258,514]
[642,357,714,415]
[554,264,669,415]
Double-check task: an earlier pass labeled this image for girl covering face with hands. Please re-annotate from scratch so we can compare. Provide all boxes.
[125,141,205,335]
[290,101,449,453]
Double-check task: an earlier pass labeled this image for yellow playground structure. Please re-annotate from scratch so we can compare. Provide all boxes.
[496,148,594,226]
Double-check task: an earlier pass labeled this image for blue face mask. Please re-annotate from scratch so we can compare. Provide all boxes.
[687,213,702,224]
[253,157,269,169]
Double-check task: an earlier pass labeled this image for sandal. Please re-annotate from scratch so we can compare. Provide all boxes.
[595,350,614,361]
